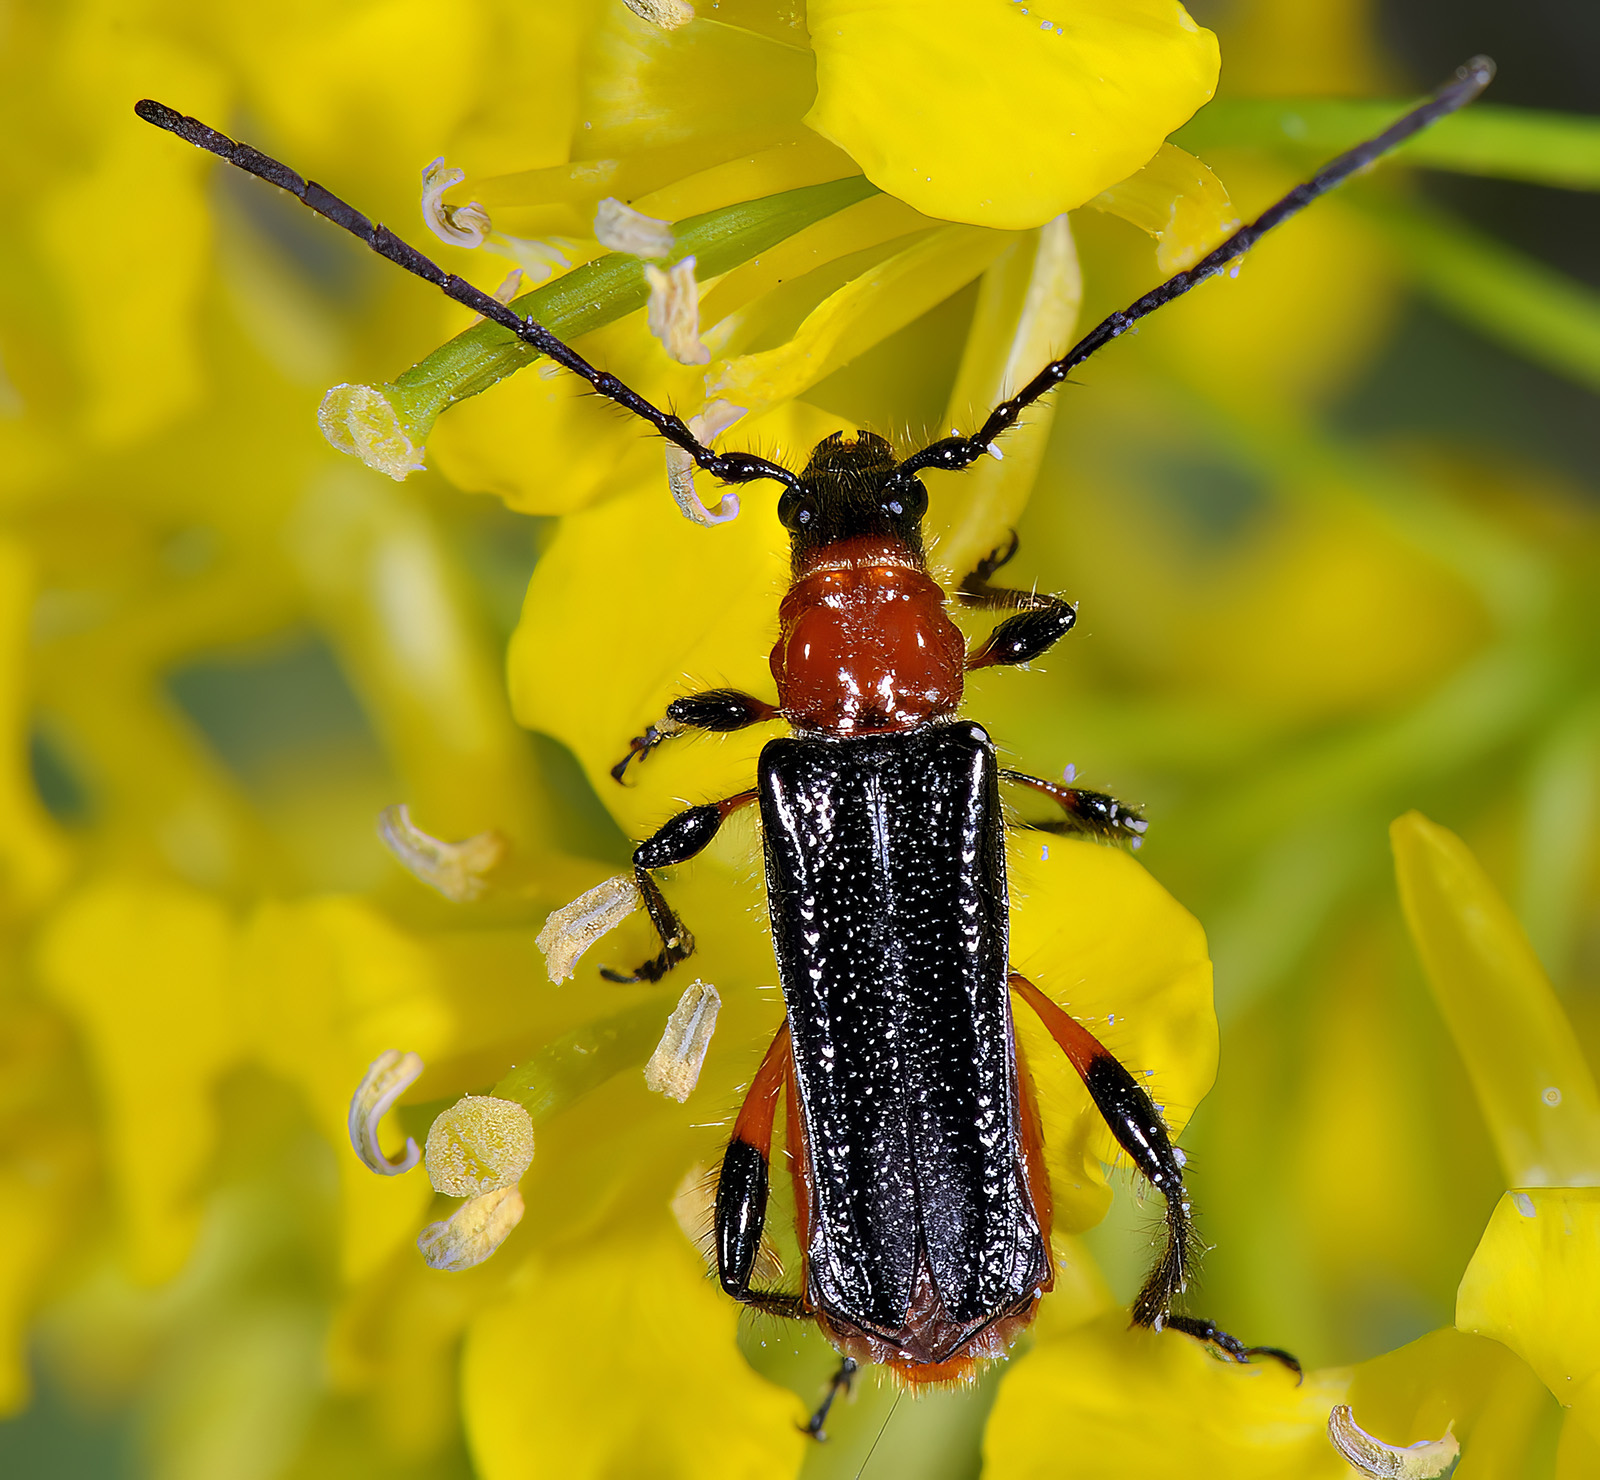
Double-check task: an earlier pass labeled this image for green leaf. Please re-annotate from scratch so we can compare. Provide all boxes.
[1358,196,1600,395]
[1174,99,1600,192]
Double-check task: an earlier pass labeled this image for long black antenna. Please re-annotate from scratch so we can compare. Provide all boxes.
[896,55,1496,482]
[133,99,799,491]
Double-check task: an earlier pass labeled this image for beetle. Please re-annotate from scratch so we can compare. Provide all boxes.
[138,54,1493,1425]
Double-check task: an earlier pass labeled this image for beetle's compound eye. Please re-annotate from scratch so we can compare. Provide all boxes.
[778,487,818,531]
[880,476,927,524]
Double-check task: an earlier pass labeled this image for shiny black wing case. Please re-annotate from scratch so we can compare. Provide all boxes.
[757,720,1047,1345]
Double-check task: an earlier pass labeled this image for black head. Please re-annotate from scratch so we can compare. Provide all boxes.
[778,432,929,566]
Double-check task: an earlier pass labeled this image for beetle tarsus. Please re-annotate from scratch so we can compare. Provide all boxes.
[611,692,778,783]
[1000,771,1146,846]
[1162,1315,1303,1380]
[799,1357,858,1442]
[611,723,669,783]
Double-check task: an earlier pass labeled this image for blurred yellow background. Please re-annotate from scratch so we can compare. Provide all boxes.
[1,0,1597,1476]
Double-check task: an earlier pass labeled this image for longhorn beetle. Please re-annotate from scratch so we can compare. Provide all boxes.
[139,54,1494,1424]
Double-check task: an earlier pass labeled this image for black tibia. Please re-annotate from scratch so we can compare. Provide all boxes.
[1000,771,1146,846]
[601,792,756,982]
[717,1138,770,1298]
[959,536,1078,671]
[888,59,1494,489]
[1010,973,1299,1375]
[1079,1052,1198,1328]
[133,101,798,493]
[801,1358,858,1443]
[611,690,779,782]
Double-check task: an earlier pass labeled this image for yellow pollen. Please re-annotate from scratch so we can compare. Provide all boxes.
[424,1095,536,1196]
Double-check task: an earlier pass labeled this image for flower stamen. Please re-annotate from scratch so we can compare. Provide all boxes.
[665,401,746,526]
[644,980,722,1102]
[377,804,506,902]
[418,1186,525,1271]
[594,198,675,260]
[348,1049,425,1176]
[421,159,493,249]
[645,257,710,366]
[424,1094,536,1196]
[1327,1406,1459,1479]
[537,874,644,982]
[621,0,694,29]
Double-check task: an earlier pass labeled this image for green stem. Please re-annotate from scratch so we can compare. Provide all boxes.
[374,174,880,443]
[491,998,668,1123]
[1175,99,1600,191]
[1357,196,1600,395]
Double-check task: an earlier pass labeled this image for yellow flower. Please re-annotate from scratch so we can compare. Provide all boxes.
[806,0,1220,228]
[3,0,1595,1474]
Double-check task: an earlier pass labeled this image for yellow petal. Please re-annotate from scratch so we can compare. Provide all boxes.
[1008,837,1216,1231]
[926,215,1082,588]
[806,0,1219,229]
[461,1218,801,1479]
[236,898,454,1283]
[1339,1326,1554,1478]
[36,880,242,1283]
[1391,812,1600,1188]
[1088,143,1240,274]
[984,1310,1338,1478]
[711,225,1009,415]
[1457,1188,1600,1444]
[508,402,843,838]
[0,538,71,920]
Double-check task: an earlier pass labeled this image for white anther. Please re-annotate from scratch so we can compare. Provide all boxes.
[644,256,710,366]
[622,0,695,27]
[536,874,644,983]
[645,980,722,1102]
[421,159,493,249]
[594,198,675,259]
[377,804,506,902]
[987,442,1004,460]
[1062,763,1077,783]
[417,1186,526,1271]
[492,269,523,304]
[348,1049,425,1176]
[665,400,747,526]
[498,235,576,286]
[1327,1406,1458,1479]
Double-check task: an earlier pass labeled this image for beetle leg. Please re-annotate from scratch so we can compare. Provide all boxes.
[716,1022,807,1315]
[799,1357,858,1442]
[999,770,1147,848]
[958,534,1080,672]
[1009,972,1301,1378]
[600,791,756,982]
[611,689,780,782]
